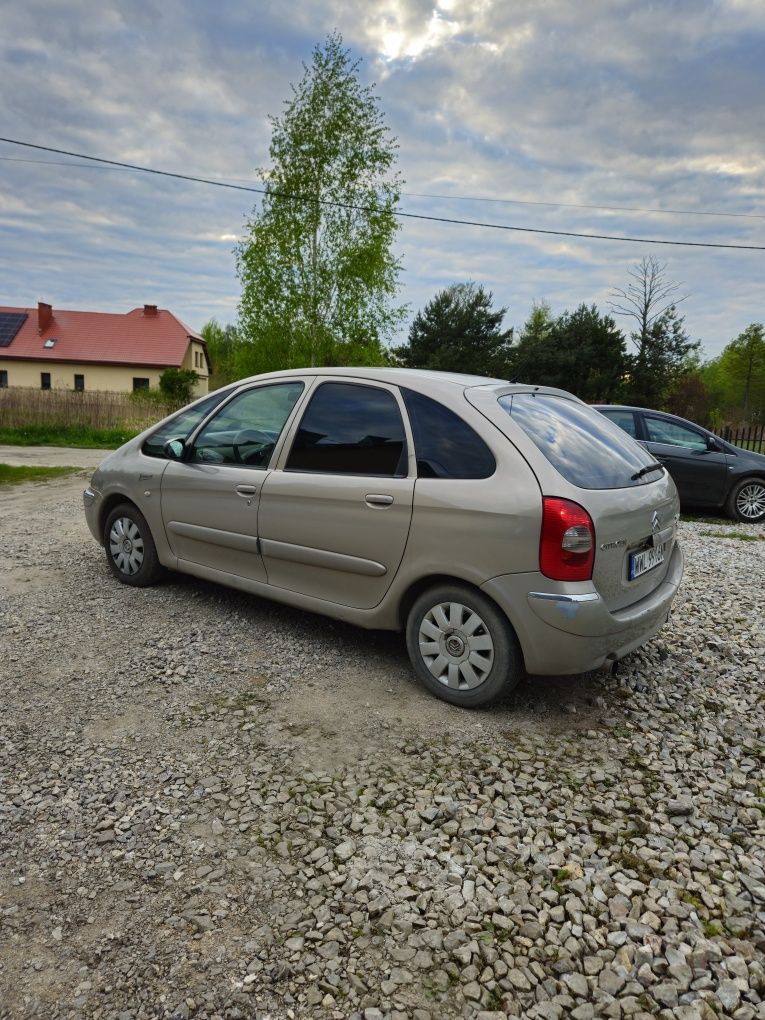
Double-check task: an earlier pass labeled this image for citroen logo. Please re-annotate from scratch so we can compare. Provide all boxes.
[651,510,660,532]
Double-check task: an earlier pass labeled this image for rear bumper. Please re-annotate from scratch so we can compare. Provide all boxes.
[481,541,683,675]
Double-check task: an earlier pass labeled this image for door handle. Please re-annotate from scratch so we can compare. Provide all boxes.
[365,493,394,508]
[236,484,258,497]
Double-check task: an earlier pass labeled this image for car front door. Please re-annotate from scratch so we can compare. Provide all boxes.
[257,380,415,610]
[640,413,729,506]
[160,380,307,581]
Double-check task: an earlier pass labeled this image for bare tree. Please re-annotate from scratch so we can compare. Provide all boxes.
[610,257,697,407]
[610,256,687,353]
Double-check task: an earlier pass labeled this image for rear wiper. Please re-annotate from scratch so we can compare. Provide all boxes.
[631,462,664,481]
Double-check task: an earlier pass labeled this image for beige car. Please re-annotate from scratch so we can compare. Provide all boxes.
[84,368,683,708]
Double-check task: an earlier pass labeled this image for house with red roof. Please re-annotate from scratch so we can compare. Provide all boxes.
[0,302,210,395]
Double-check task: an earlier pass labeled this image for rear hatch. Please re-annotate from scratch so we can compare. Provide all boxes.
[466,386,680,613]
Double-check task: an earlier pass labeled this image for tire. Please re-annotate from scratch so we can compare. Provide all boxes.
[405,584,524,708]
[103,502,163,587]
[726,477,765,523]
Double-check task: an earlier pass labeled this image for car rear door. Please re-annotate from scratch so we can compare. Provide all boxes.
[639,413,729,506]
[160,380,307,581]
[257,379,415,609]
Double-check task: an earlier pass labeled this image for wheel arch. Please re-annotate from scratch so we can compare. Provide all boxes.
[98,493,140,542]
[397,573,522,641]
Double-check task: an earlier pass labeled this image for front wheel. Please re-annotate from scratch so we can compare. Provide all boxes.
[405,584,524,708]
[726,477,765,523]
[104,503,163,587]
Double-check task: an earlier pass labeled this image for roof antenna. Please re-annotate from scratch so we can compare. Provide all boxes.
[508,377,518,384]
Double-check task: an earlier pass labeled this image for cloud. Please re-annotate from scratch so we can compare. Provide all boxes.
[0,0,763,359]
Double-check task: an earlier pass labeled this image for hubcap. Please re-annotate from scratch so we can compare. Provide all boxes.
[418,601,495,690]
[109,517,144,575]
[736,482,765,520]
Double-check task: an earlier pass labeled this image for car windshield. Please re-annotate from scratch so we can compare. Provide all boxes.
[499,393,660,489]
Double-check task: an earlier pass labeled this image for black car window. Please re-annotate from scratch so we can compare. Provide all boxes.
[189,382,304,468]
[401,388,495,479]
[644,416,708,451]
[499,392,658,489]
[599,409,638,439]
[286,382,407,477]
[142,389,232,458]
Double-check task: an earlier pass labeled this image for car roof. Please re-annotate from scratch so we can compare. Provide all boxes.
[234,366,509,389]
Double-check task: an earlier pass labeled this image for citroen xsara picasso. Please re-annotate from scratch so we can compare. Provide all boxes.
[84,369,683,707]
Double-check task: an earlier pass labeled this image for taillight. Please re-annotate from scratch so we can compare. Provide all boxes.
[540,497,595,581]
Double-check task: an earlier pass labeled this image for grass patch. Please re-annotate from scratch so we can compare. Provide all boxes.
[0,424,131,449]
[0,463,81,485]
[699,530,764,541]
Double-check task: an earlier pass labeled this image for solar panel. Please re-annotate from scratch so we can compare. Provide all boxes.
[0,312,28,347]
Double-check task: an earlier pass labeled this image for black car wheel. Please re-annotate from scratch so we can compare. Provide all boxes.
[726,477,765,523]
[104,503,164,586]
[406,584,524,708]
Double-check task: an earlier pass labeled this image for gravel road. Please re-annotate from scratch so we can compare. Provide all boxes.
[0,445,109,469]
[1,473,764,1020]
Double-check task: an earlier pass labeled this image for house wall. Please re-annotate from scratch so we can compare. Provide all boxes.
[0,347,209,395]
[181,340,210,394]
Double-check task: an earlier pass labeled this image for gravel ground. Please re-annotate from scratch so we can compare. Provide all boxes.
[1,473,764,1020]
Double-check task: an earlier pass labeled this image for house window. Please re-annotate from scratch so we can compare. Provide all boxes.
[0,370,7,388]
[74,374,85,392]
[41,372,51,390]
[133,377,150,391]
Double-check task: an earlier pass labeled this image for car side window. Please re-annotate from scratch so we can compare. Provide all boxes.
[600,409,638,439]
[401,388,496,479]
[189,382,304,467]
[142,389,232,458]
[285,382,407,477]
[644,416,708,451]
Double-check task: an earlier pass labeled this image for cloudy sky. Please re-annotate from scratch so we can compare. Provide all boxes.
[1,0,763,358]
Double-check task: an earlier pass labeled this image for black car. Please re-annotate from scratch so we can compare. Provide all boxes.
[594,405,765,523]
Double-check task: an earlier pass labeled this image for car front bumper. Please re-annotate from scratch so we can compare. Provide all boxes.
[481,541,684,676]
[83,487,102,543]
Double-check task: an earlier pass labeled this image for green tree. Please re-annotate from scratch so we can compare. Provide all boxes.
[723,323,765,421]
[159,368,199,405]
[519,300,554,345]
[510,304,627,401]
[392,282,513,377]
[610,256,699,407]
[625,304,700,407]
[200,318,241,388]
[702,323,765,423]
[236,32,404,375]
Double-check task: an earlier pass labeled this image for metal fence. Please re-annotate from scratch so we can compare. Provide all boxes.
[713,423,765,454]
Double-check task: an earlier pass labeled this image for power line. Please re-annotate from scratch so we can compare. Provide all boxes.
[3,153,764,222]
[404,189,765,222]
[1,136,764,251]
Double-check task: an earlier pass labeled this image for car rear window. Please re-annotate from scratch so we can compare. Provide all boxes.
[498,393,660,489]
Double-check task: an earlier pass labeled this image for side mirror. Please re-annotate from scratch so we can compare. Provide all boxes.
[706,436,721,452]
[163,438,186,460]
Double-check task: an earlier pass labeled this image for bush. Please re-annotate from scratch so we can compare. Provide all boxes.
[159,368,199,404]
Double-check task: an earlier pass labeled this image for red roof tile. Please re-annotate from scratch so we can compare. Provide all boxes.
[0,304,206,368]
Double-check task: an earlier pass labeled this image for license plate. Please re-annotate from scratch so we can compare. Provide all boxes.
[629,543,665,580]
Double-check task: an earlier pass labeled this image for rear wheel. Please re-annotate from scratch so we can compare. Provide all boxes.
[104,503,163,586]
[405,584,523,708]
[726,477,765,523]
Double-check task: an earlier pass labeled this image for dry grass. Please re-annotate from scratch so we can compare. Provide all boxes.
[0,388,176,431]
